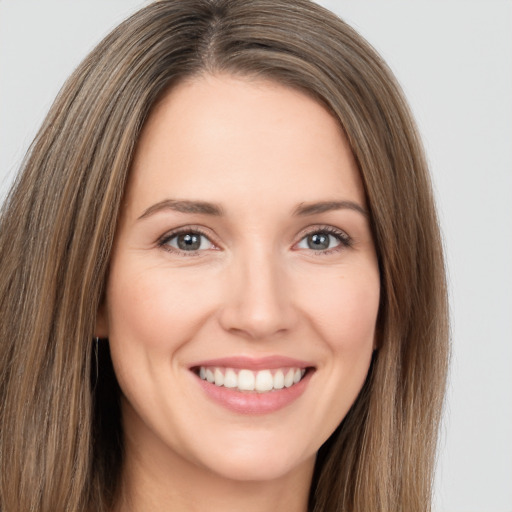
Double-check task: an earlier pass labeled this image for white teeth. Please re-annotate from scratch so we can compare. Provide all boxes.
[255,370,273,392]
[273,370,284,389]
[238,369,255,391]
[284,369,295,388]
[214,368,224,386]
[198,366,308,393]
[224,368,237,388]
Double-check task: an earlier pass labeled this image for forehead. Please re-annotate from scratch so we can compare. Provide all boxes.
[126,73,365,215]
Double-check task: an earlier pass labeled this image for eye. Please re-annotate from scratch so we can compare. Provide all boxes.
[159,230,215,253]
[296,228,351,253]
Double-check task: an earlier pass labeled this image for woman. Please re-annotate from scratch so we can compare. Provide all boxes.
[0,1,449,511]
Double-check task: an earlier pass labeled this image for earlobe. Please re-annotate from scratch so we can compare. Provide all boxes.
[372,326,380,351]
[95,300,109,338]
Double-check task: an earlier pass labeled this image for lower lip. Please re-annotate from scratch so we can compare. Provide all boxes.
[195,371,312,415]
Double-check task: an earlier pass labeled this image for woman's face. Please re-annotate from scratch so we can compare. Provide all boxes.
[97,74,380,483]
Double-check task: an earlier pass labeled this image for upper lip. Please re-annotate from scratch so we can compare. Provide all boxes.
[189,355,314,371]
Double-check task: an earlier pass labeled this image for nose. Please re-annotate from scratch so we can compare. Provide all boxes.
[218,248,298,340]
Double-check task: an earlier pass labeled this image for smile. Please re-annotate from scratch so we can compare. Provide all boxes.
[190,356,315,414]
[197,366,307,393]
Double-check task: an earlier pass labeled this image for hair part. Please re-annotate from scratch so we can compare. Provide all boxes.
[0,1,449,510]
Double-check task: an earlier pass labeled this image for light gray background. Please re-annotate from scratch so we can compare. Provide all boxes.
[1,1,511,511]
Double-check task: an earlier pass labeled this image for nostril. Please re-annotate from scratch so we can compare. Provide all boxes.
[217,265,298,339]
[218,305,297,341]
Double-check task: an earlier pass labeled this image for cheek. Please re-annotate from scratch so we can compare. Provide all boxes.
[105,261,218,411]
[106,263,215,353]
[298,266,380,352]
[289,266,379,447]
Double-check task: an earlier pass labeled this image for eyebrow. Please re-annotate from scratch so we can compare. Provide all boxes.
[138,199,224,220]
[293,200,368,217]
[137,198,368,221]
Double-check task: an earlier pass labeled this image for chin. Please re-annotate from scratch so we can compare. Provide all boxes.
[191,439,316,483]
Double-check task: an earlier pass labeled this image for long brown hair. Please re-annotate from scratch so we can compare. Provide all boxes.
[0,1,449,510]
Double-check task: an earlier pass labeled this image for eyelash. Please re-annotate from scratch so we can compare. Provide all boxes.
[157,225,352,256]
[296,226,353,255]
[157,226,216,257]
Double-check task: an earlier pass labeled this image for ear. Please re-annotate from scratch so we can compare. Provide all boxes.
[95,299,109,339]
[372,324,380,351]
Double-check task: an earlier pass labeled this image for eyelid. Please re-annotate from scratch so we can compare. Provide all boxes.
[156,223,352,257]
[157,225,220,255]
[293,224,353,253]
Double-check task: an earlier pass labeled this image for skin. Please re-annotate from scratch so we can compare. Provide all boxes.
[97,74,380,512]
